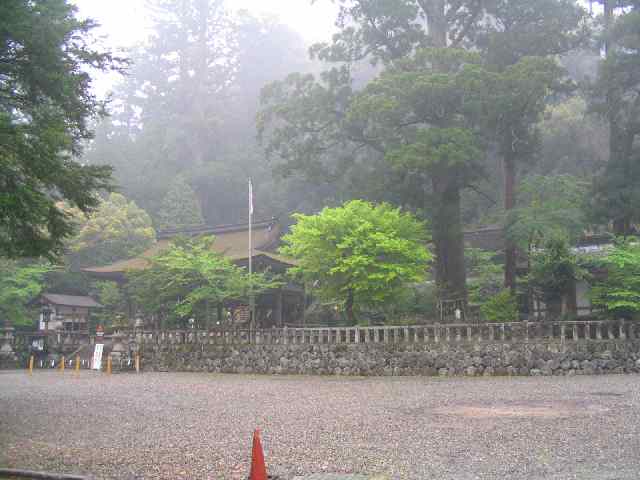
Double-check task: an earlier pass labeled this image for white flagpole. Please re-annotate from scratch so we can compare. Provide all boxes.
[248,178,254,339]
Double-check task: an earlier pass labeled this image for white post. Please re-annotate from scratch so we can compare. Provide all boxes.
[248,178,254,342]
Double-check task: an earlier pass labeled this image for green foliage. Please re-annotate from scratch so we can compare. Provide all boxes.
[128,237,280,321]
[462,57,566,159]
[385,283,438,321]
[0,259,52,327]
[537,97,608,176]
[66,193,156,269]
[259,4,494,302]
[508,174,589,252]
[157,176,205,231]
[478,0,588,69]
[591,240,640,318]
[0,0,125,259]
[342,47,489,300]
[528,237,587,307]
[83,2,317,228]
[308,1,486,65]
[480,290,519,323]
[589,4,640,235]
[91,281,127,328]
[280,200,430,320]
[466,248,503,305]
[349,48,485,184]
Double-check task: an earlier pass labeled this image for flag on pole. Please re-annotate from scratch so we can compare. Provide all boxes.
[248,178,254,216]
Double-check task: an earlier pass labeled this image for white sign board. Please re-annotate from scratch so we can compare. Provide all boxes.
[92,343,104,370]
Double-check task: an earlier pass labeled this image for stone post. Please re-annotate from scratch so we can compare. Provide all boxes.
[619,319,626,340]
[608,322,615,340]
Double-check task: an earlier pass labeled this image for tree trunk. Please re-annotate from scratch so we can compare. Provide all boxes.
[504,152,517,293]
[604,1,633,237]
[345,288,355,325]
[603,0,613,56]
[217,303,222,325]
[432,176,467,302]
[566,280,578,317]
[611,131,634,236]
[425,3,468,303]
[425,0,448,47]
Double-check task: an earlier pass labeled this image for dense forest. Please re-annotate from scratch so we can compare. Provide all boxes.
[2,0,640,327]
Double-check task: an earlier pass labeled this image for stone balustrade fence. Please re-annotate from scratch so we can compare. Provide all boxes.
[4,321,640,376]
[119,319,638,347]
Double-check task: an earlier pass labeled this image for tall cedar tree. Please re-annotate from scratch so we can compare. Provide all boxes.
[260,0,584,302]
[474,0,587,292]
[260,1,489,303]
[590,1,640,235]
[0,0,124,259]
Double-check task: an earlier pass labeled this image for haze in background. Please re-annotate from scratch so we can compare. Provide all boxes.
[73,0,336,53]
[72,0,336,96]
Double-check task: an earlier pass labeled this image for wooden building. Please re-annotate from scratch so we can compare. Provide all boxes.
[36,293,102,331]
[82,219,304,328]
[463,225,613,318]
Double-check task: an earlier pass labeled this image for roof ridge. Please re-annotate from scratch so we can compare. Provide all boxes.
[157,218,278,239]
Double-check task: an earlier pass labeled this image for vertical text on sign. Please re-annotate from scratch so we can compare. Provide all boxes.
[92,343,104,370]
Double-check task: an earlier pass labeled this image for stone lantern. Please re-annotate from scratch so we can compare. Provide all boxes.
[110,331,127,369]
[0,326,17,368]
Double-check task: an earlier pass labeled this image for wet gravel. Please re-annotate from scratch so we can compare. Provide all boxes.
[1,371,639,479]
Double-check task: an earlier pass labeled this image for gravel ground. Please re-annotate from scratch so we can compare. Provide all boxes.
[1,371,640,480]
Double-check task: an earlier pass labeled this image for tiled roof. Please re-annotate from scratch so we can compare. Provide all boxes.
[82,220,296,277]
[41,294,102,308]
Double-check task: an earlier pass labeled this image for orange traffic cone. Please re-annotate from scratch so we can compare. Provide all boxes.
[249,428,268,480]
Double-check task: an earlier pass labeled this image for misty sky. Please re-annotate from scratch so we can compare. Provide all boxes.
[72,0,598,95]
[73,0,337,50]
[72,0,338,95]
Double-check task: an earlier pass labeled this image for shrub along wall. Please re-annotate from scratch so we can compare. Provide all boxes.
[143,340,640,377]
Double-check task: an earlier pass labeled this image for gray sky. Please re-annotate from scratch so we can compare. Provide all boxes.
[72,0,598,96]
[72,0,338,96]
[73,0,337,50]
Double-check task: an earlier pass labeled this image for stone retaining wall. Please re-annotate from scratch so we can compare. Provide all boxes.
[144,340,640,376]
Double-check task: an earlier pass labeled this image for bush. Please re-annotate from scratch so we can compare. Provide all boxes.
[480,290,518,323]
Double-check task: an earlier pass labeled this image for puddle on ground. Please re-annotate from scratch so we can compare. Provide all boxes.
[434,401,609,418]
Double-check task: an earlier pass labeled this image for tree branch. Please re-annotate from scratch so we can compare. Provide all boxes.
[450,1,483,48]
